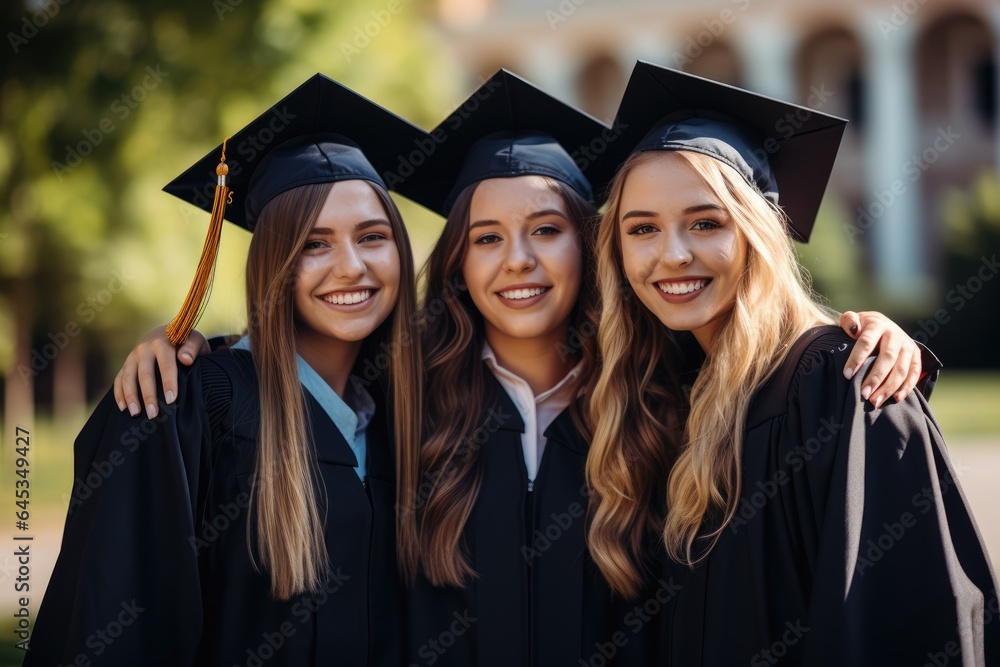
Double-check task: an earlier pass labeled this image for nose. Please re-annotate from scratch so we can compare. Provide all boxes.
[502,233,537,273]
[332,242,367,281]
[660,226,693,268]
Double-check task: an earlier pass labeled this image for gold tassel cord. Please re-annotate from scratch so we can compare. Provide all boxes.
[166,139,232,346]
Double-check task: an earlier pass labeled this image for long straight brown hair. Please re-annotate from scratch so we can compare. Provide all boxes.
[414,177,600,587]
[245,180,422,599]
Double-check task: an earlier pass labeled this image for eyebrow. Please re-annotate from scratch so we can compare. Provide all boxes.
[468,209,569,231]
[309,218,391,235]
[621,203,724,222]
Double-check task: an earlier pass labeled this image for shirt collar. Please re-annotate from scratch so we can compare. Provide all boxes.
[481,341,583,402]
[231,335,375,438]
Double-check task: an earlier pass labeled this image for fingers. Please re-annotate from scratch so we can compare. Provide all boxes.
[893,345,923,404]
[843,323,884,380]
[113,368,126,411]
[866,343,911,408]
[152,338,180,408]
[119,351,143,417]
[177,329,210,365]
[839,311,862,339]
[136,347,161,420]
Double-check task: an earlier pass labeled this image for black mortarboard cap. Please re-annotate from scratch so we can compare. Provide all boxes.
[161,73,425,344]
[393,69,610,217]
[592,61,848,242]
[164,73,427,230]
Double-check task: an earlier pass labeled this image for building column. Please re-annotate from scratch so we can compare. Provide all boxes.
[518,42,578,106]
[859,8,928,308]
[735,16,797,101]
[618,27,676,71]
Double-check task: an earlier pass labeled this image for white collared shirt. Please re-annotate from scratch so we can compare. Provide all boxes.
[481,342,584,483]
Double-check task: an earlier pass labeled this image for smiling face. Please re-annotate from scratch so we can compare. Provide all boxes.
[460,175,583,346]
[293,179,400,351]
[617,152,747,351]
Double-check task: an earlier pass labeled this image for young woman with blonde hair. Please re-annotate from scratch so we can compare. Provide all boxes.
[588,62,999,664]
[27,75,422,667]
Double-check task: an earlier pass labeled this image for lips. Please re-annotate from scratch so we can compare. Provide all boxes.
[320,289,376,305]
[657,279,709,295]
[498,286,550,300]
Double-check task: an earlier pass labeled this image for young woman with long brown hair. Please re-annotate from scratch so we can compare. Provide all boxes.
[114,70,927,667]
[26,75,423,667]
[392,70,618,667]
[588,62,999,664]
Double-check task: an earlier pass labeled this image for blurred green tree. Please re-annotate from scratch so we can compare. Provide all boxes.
[1,0,456,426]
[934,170,1000,367]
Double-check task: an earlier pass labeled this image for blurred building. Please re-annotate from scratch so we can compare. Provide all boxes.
[430,0,999,310]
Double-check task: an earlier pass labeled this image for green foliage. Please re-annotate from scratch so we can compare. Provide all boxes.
[0,0,453,387]
[796,194,870,314]
[933,171,1000,367]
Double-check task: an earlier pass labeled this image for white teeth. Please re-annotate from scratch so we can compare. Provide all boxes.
[322,289,373,305]
[499,286,548,300]
[658,280,708,295]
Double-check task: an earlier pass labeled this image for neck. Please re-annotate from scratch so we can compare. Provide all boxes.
[485,323,579,395]
[295,329,363,398]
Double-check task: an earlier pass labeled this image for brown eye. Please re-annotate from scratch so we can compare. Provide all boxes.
[626,223,657,235]
[474,233,502,245]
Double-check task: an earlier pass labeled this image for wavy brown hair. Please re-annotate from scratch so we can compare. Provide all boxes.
[413,177,600,587]
[588,150,831,597]
[246,180,422,599]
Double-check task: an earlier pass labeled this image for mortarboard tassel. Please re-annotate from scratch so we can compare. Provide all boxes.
[166,139,232,345]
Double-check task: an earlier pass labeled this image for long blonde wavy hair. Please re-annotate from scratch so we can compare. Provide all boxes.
[587,149,833,597]
[246,180,422,599]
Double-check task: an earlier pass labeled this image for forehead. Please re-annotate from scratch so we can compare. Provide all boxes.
[469,175,569,221]
[621,153,718,206]
[314,179,387,229]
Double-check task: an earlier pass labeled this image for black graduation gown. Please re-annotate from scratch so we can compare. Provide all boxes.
[657,326,1000,666]
[25,348,403,667]
[406,365,623,667]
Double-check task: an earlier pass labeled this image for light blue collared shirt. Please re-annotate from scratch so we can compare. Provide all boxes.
[231,337,375,480]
